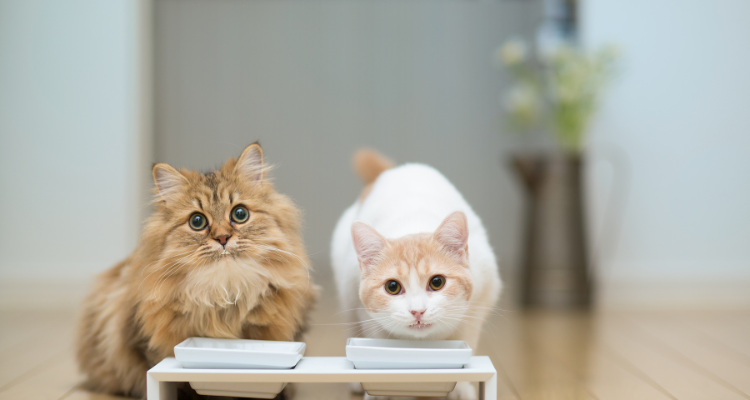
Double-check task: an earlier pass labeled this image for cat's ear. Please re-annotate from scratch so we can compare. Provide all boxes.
[351,221,387,273]
[152,163,187,203]
[434,211,470,265]
[235,142,266,182]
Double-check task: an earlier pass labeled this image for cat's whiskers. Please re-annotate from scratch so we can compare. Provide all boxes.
[436,315,495,337]
[317,315,392,337]
[361,319,397,337]
[437,314,486,329]
[154,247,216,295]
[155,249,201,283]
[313,315,391,327]
[383,319,408,339]
[442,303,513,314]
[357,314,392,333]
[440,304,507,320]
[136,249,196,292]
[441,304,511,324]
[151,255,207,313]
[138,248,194,275]
[235,241,273,268]
[157,256,211,312]
[368,316,407,338]
[438,312,502,332]
[146,250,199,293]
[253,236,294,248]
[152,250,201,297]
[253,244,307,265]
[252,243,313,300]
[444,314,498,329]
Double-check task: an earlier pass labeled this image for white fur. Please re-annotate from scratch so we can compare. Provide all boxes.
[331,164,501,399]
[331,163,501,340]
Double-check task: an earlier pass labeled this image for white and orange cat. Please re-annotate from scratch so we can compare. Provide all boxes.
[331,150,502,400]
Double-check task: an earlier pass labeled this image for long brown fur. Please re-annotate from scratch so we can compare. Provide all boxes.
[76,143,318,398]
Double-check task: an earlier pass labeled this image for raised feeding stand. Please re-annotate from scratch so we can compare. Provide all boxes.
[147,356,497,400]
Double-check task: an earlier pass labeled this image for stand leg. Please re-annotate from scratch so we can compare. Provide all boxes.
[147,374,177,400]
[481,373,497,400]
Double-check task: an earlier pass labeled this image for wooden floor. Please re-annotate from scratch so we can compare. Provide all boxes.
[2,291,749,400]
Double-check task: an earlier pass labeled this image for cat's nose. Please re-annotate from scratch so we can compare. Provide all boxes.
[215,234,231,247]
[410,310,426,321]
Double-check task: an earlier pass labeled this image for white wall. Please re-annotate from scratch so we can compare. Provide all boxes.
[582,0,750,308]
[0,0,149,305]
[7,0,742,310]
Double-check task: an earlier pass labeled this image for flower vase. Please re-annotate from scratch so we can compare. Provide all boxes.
[511,153,592,308]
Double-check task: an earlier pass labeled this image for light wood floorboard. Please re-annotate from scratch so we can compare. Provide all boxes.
[0,310,76,391]
[682,312,750,363]
[1,301,749,399]
[593,314,748,400]
[626,314,750,397]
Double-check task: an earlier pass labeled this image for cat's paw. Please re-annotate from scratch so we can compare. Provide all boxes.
[447,382,477,400]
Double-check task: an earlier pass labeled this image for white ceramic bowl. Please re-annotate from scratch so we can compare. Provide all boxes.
[174,337,305,369]
[346,338,472,397]
[175,337,304,399]
[361,381,457,397]
[345,338,472,369]
[189,381,287,399]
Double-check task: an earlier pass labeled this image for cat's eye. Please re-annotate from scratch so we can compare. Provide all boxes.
[429,275,446,291]
[231,206,249,223]
[385,280,402,295]
[189,213,208,231]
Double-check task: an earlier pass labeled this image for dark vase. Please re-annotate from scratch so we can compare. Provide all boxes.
[511,153,592,308]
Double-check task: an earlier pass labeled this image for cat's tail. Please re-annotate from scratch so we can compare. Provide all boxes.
[352,149,395,185]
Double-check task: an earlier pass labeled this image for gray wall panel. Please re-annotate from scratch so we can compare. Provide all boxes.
[154,0,542,290]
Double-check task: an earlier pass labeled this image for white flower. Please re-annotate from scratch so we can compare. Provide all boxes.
[600,44,622,61]
[503,84,540,126]
[549,44,576,64]
[554,81,579,103]
[495,39,527,67]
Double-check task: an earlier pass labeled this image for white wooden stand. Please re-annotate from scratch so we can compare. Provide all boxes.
[147,356,497,400]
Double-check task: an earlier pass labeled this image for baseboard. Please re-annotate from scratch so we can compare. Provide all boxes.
[596,279,750,310]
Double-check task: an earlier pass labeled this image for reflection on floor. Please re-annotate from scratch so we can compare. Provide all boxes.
[1,287,749,400]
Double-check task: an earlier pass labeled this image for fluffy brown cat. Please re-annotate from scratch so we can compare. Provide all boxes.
[77,143,317,398]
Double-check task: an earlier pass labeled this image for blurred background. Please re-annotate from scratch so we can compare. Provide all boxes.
[1,0,749,311]
[2,1,750,399]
